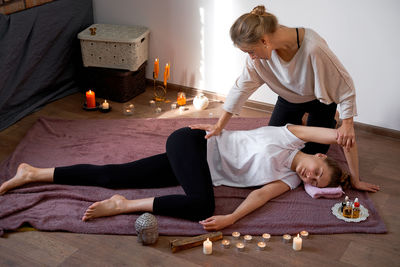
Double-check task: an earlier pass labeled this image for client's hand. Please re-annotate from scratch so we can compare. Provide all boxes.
[189,124,222,139]
[352,180,380,193]
[199,215,234,231]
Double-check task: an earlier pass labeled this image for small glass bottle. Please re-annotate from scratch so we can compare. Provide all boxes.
[341,196,349,212]
[352,198,360,218]
[343,201,352,218]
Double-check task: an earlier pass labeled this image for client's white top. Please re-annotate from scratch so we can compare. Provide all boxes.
[207,125,305,189]
[224,28,357,120]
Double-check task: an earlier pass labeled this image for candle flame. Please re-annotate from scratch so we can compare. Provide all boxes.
[297,234,300,238]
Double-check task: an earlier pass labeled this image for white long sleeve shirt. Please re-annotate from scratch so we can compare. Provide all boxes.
[207,125,304,189]
[224,28,357,120]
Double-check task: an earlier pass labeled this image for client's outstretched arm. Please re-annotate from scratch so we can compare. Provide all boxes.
[199,180,290,231]
[288,125,379,192]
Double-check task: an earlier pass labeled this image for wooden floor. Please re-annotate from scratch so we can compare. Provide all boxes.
[0,87,399,267]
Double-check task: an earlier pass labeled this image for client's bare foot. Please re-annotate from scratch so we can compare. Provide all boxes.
[82,194,128,221]
[0,163,37,195]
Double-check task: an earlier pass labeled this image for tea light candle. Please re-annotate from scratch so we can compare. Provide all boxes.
[232,231,240,239]
[203,238,212,255]
[171,103,177,109]
[282,234,291,243]
[300,230,309,239]
[221,239,230,249]
[292,234,302,251]
[244,235,252,243]
[155,107,162,113]
[236,242,245,252]
[149,100,156,107]
[102,100,109,109]
[257,241,266,251]
[86,90,96,108]
[262,233,271,242]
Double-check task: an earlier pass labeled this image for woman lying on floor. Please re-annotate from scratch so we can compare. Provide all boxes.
[0,124,379,231]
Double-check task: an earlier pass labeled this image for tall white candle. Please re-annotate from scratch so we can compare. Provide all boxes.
[203,238,212,255]
[292,234,302,251]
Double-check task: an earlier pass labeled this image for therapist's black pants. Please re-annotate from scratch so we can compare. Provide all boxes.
[54,128,214,221]
[269,96,337,154]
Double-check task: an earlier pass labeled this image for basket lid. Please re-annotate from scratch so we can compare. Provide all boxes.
[78,24,149,43]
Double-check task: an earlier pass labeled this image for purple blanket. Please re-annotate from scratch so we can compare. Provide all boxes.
[0,117,386,236]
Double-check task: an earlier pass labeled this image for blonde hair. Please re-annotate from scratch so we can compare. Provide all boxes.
[230,5,278,47]
[325,157,352,189]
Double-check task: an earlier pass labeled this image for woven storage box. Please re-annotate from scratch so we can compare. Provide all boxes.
[84,62,146,102]
[78,24,149,71]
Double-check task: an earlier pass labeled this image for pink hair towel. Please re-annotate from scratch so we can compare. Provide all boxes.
[304,183,344,199]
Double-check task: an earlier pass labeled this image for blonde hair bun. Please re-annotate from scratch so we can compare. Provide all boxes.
[251,5,266,16]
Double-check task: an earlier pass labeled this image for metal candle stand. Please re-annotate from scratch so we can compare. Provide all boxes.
[153,72,167,102]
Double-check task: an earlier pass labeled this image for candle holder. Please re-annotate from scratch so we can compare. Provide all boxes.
[236,242,245,252]
[221,239,230,249]
[153,72,166,102]
[262,233,271,242]
[123,103,135,116]
[300,231,309,239]
[83,101,99,111]
[282,234,291,244]
[232,232,240,240]
[99,100,111,113]
[177,91,186,106]
[257,241,266,251]
[244,235,252,243]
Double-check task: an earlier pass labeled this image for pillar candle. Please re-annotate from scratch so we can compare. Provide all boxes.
[86,90,96,108]
[154,58,159,79]
[203,238,212,255]
[292,234,302,251]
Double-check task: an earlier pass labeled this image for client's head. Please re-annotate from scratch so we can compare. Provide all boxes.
[295,153,351,189]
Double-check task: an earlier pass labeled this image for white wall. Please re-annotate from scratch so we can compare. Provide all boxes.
[93,0,400,131]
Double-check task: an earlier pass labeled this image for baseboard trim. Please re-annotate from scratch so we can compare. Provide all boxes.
[146,79,400,139]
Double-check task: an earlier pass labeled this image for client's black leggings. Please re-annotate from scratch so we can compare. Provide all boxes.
[54,128,214,221]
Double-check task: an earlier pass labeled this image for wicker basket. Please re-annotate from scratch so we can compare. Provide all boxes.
[78,24,149,71]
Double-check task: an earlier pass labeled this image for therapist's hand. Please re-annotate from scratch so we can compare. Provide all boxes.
[337,118,355,151]
[189,124,222,139]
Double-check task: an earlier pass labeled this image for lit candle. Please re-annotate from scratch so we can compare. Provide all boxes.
[177,92,186,106]
[262,233,271,242]
[292,234,302,251]
[203,238,212,255]
[154,58,159,79]
[300,230,309,239]
[282,234,291,243]
[149,100,156,107]
[86,90,96,108]
[102,100,109,109]
[244,235,252,243]
[257,241,266,251]
[163,63,170,86]
[232,231,240,239]
[236,242,245,252]
[221,239,230,249]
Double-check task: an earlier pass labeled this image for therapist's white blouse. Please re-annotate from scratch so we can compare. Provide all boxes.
[224,28,357,120]
[207,125,305,189]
